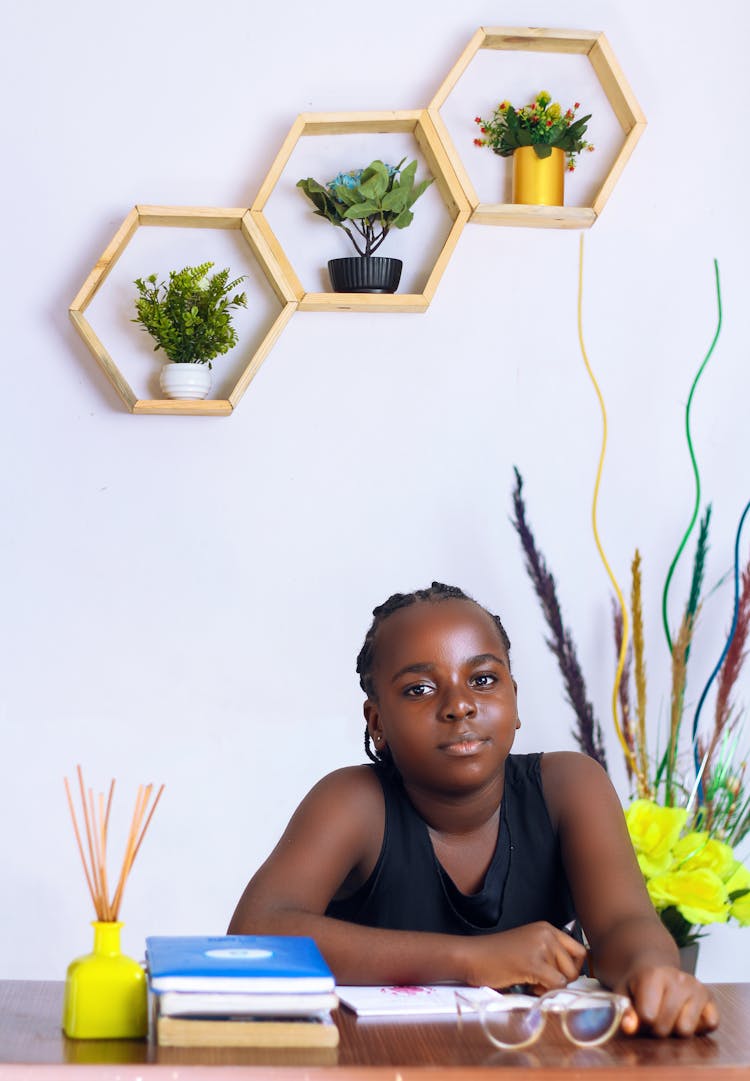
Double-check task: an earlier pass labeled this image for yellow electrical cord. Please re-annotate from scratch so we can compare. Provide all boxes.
[577,236,642,784]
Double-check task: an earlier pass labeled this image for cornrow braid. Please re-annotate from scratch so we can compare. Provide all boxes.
[357,582,512,767]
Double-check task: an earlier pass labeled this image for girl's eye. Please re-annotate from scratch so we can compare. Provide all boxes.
[404,683,432,698]
[471,673,497,688]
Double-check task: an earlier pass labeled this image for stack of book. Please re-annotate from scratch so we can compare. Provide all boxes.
[146,934,339,1048]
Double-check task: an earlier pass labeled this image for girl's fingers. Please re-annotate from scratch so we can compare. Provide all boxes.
[697,998,719,1033]
[556,950,585,983]
[629,969,718,1037]
[674,993,707,1038]
[555,935,586,981]
[629,973,664,1027]
[620,1004,639,1035]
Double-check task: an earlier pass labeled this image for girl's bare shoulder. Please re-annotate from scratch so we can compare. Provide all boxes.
[541,749,610,783]
[304,764,385,811]
[539,751,619,823]
[288,764,386,840]
[285,765,386,889]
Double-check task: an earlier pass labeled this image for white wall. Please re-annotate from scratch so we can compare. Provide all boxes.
[2,0,749,981]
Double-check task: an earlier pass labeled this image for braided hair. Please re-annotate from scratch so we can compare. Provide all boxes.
[356,582,511,766]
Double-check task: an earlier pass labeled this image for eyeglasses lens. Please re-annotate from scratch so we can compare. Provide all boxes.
[483,1003,544,1048]
[563,999,618,1045]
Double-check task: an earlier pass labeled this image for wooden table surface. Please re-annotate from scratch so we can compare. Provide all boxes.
[0,981,748,1080]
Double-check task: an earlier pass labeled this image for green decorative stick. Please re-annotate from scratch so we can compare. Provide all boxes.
[661,260,722,652]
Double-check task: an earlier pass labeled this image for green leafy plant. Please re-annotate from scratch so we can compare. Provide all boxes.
[296,158,433,257]
[133,263,247,367]
[474,91,593,171]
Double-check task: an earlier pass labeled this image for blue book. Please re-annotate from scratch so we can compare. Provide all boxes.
[146,935,335,993]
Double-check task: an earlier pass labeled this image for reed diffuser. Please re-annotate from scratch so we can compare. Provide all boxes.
[62,766,164,1040]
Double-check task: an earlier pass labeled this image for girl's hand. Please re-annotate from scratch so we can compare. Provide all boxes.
[619,965,719,1037]
[464,922,587,993]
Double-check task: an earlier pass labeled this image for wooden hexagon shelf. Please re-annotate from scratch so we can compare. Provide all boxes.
[249,111,470,313]
[428,27,646,229]
[69,206,298,415]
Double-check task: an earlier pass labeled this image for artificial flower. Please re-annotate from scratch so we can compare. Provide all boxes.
[472,91,593,170]
[726,862,750,925]
[673,832,737,879]
[625,799,687,876]
[647,868,730,926]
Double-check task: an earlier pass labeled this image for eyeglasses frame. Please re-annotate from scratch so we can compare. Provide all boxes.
[455,986,631,1050]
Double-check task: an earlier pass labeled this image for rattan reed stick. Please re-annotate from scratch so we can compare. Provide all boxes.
[64,767,164,922]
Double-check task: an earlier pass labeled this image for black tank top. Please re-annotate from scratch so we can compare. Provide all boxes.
[326,753,576,935]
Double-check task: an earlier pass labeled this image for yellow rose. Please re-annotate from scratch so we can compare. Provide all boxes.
[547,103,562,119]
[647,868,730,925]
[672,832,737,880]
[625,800,687,876]
[726,862,750,926]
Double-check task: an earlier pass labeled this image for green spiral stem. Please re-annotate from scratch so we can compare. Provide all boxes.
[661,260,722,652]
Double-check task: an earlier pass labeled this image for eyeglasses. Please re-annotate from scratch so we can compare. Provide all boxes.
[455,987,630,1050]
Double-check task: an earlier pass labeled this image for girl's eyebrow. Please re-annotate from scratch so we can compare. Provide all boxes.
[391,662,434,683]
[390,653,507,683]
[469,652,508,668]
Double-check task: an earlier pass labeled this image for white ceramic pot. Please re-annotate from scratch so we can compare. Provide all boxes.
[159,362,212,400]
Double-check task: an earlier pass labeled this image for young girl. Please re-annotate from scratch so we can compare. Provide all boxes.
[229,582,718,1038]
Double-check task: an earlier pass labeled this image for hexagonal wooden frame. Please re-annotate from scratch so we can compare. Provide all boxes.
[249,110,471,313]
[69,206,298,415]
[428,27,646,229]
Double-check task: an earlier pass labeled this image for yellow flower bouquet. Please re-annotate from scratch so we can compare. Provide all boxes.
[625,800,750,946]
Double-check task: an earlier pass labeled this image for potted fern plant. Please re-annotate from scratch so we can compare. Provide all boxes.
[297,158,433,293]
[133,263,247,399]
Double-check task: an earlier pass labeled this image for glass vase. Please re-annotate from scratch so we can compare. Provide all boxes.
[62,921,147,1039]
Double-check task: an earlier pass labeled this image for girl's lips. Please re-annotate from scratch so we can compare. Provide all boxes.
[439,736,487,756]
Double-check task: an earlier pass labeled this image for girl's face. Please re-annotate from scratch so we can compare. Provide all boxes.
[364,599,519,794]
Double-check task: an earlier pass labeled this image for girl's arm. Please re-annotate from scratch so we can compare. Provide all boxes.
[229,765,585,988]
[542,751,719,1037]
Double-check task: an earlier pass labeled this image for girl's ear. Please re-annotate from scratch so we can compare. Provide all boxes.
[512,679,520,729]
[364,699,385,747]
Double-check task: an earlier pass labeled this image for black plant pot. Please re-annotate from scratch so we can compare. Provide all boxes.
[327,257,403,294]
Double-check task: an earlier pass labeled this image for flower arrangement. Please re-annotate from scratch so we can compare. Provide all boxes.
[296,158,433,257]
[133,263,247,367]
[626,800,750,947]
[510,464,750,949]
[508,258,750,953]
[473,91,594,171]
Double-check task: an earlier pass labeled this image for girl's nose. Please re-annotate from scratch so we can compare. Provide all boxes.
[439,689,476,721]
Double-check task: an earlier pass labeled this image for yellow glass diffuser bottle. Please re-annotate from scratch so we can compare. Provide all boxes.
[63,921,147,1039]
[62,767,164,1041]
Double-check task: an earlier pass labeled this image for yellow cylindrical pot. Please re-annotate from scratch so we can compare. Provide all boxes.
[512,146,565,206]
[62,922,147,1040]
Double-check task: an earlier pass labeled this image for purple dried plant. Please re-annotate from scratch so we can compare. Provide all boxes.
[511,468,608,770]
[612,601,635,781]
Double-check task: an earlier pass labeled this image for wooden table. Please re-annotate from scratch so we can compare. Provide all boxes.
[0,981,748,1080]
